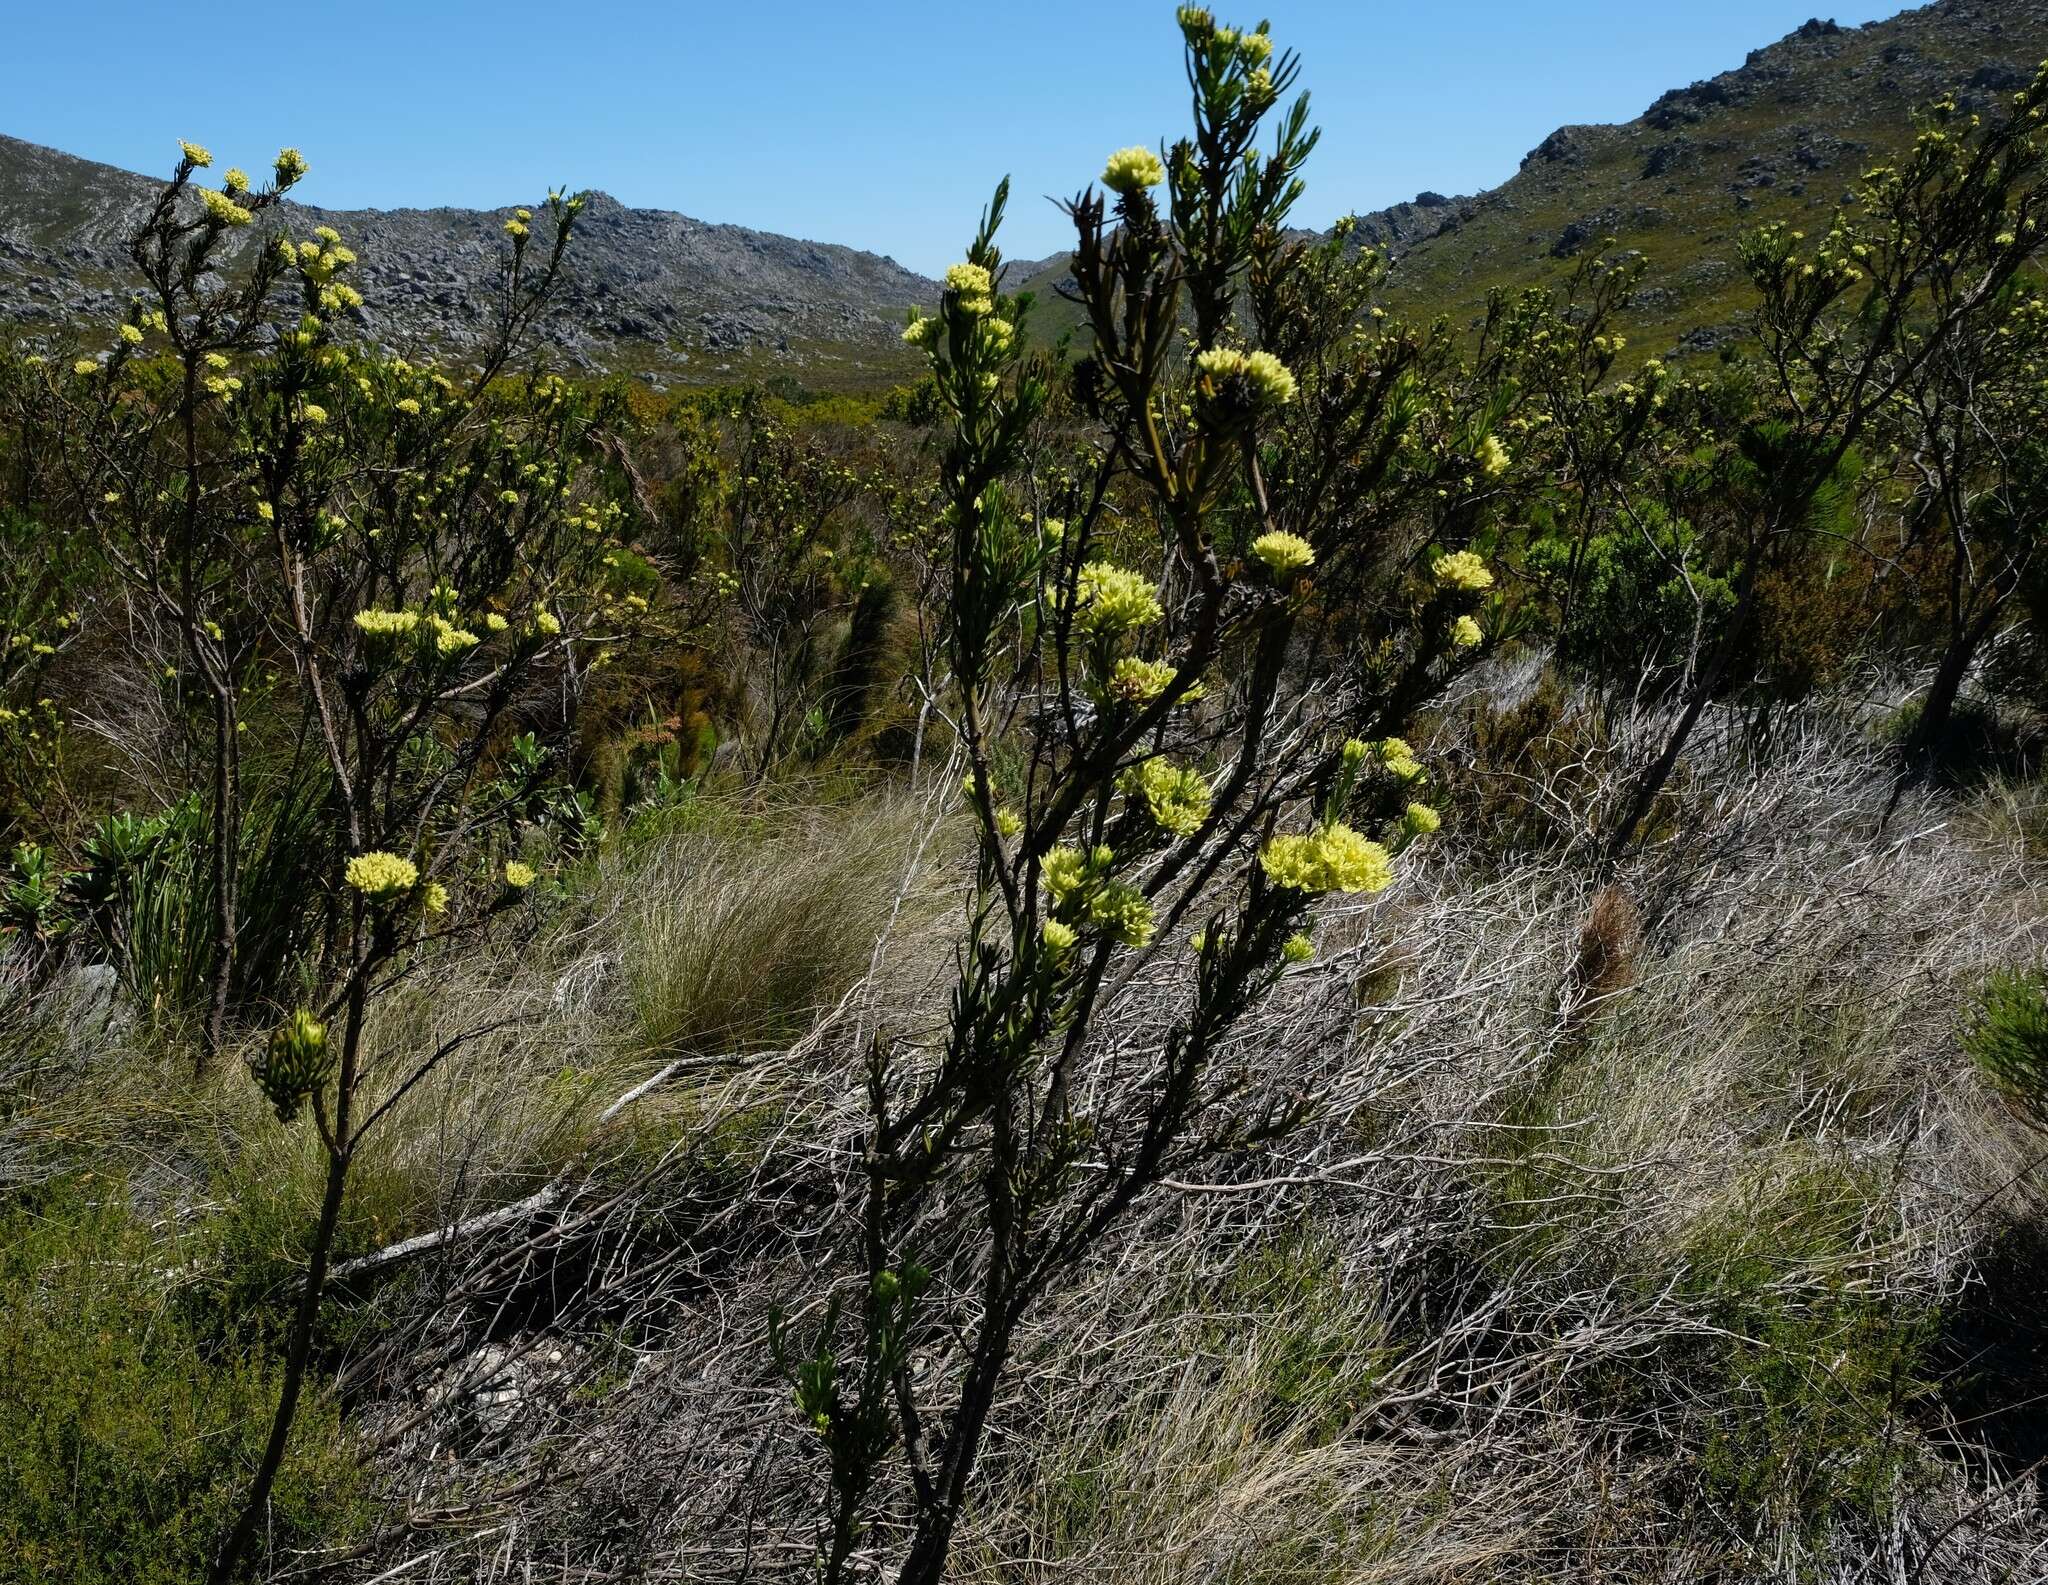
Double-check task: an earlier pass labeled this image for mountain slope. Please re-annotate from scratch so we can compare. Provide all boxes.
[0,134,933,390]
[1005,0,2048,354]
[1369,0,2048,348]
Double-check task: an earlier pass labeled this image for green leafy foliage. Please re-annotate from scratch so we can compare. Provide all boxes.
[1964,966,2048,1120]
[0,1180,365,1584]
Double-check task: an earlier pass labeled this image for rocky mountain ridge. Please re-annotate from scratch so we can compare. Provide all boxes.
[10,0,2048,384]
[1007,0,2048,352]
[0,133,934,389]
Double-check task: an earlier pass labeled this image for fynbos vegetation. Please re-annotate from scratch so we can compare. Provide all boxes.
[5,7,2048,1584]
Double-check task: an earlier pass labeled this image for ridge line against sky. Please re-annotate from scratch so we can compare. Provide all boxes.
[11,1,1902,277]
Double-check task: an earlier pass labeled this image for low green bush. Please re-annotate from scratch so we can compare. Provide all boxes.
[0,1177,365,1583]
[1963,966,2048,1121]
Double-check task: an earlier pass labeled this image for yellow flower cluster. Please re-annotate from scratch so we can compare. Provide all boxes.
[179,140,213,169]
[118,322,144,346]
[1119,757,1212,836]
[1195,345,1297,406]
[427,614,480,658]
[1403,801,1441,836]
[1101,145,1167,194]
[504,860,536,889]
[1075,562,1162,634]
[1259,823,1394,895]
[902,312,940,347]
[1281,932,1314,963]
[1088,882,1155,947]
[345,850,418,899]
[1476,434,1511,477]
[1450,614,1483,648]
[1433,550,1493,592]
[353,608,420,640]
[275,148,309,185]
[531,605,562,638]
[1372,736,1423,781]
[200,187,253,228]
[944,261,994,316]
[1041,843,1154,947]
[1043,843,1108,905]
[1106,656,1178,704]
[1251,530,1315,575]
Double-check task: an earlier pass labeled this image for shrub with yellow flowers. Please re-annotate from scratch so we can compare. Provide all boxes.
[772,14,1489,1585]
[2,139,639,1583]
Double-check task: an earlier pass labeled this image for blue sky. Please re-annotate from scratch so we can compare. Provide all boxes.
[11,1,1901,276]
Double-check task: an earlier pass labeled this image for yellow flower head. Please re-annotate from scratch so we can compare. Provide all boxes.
[1101,145,1167,194]
[1242,349,1297,405]
[1087,881,1155,947]
[395,397,422,416]
[1043,844,1093,905]
[1476,434,1511,477]
[274,148,309,186]
[1041,918,1078,954]
[223,167,249,194]
[484,612,510,633]
[531,605,562,638]
[117,322,144,346]
[200,188,253,228]
[1372,737,1423,782]
[422,881,450,914]
[1106,656,1178,705]
[504,860,536,890]
[1433,550,1494,593]
[301,403,328,426]
[1403,801,1441,836]
[1259,823,1394,895]
[352,608,420,641]
[1119,757,1212,837]
[345,850,418,900]
[1281,932,1314,964]
[428,616,481,658]
[1450,614,1484,649]
[1251,530,1315,576]
[179,140,213,169]
[1075,562,1162,634]
[944,261,994,316]
[1194,346,1295,406]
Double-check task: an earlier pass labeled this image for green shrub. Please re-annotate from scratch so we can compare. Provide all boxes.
[0,1178,365,1583]
[1963,966,2048,1121]
[1676,1157,1933,1537]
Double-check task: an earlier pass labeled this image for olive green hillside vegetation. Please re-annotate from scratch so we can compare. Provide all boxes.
[5,6,2048,1584]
